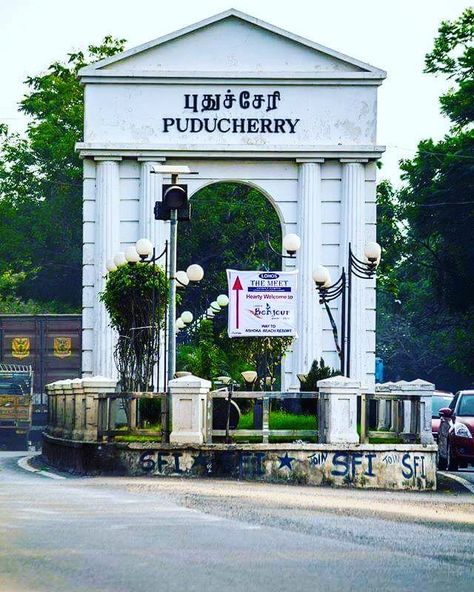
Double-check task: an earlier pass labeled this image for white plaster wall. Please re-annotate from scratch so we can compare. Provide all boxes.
[82,156,376,386]
[84,84,377,149]
[79,16,383,381]
[82,159,96,375]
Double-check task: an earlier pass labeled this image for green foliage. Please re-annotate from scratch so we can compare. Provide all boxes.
[228,336,293,389]
[298,358,340,391]
[100,263,170,391]
[100,263,169,333]
[0,270,76,313]
[398,132,474,313]
[0,36,126,311]
[377,9,474,387]
[238,410,316,431]
[176,319,227,380]
[177,320,293,388]
[424,8,474,128]
[376,180,405,296]
[177,182,281,316]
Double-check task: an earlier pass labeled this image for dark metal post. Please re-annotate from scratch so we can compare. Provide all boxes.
[347,249,353,378]
[315,242,378,378]
[151,247,156,392]
[340,269,347,377]
[225,381,234,444]
[163,239,169,393]
[165,209,178,443]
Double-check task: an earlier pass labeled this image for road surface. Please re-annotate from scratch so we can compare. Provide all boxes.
[0,452,473,592]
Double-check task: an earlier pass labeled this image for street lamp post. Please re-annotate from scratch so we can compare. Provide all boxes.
[313,241,381,377]
[266,233,301,261]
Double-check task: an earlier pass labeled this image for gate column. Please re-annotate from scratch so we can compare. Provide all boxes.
[292,159,324,387]
[138,159,168,389]
[340,159,368,386]
[138,159,168,254]
[94,157,121,378]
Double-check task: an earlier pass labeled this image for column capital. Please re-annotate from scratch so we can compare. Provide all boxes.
[339,158,369,164]
[94,156,122,162]
[296,158,325,164]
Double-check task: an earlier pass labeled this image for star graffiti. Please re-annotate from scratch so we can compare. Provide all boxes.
[277,452,296,470]
[191,452,212,472]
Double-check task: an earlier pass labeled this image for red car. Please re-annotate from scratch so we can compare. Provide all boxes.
[437,390,474,471]
[432,391,454,442]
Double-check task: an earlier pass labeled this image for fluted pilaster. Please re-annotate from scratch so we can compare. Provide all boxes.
[293,160,323,386]
[340,160,367,385]
[94,158,121,378]
[139,161,169,257]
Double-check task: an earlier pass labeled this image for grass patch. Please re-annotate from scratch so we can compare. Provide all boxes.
[270,411,316,431]
[114,433,161,443]
[369,437,404,444]
[114,423,162,443]
[237,410,317,431]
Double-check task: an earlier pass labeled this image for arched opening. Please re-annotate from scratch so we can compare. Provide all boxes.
[175,181,288,388]
[177,181,282,316]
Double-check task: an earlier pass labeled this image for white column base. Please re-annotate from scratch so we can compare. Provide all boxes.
[169,375,211,445]
[318,376,361,444]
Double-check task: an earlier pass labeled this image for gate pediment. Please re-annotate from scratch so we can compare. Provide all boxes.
[79,9,385,81]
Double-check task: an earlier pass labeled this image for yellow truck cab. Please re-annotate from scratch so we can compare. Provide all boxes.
[0,364,33,451]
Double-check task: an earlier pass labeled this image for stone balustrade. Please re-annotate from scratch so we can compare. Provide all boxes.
[45,376,117,441]
[45,375,434,447]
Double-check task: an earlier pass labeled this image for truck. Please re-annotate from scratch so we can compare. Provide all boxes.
[0,315,82,448]
[0,364,33,450]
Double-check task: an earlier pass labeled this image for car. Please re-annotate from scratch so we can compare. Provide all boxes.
[437,390,474,471]
[431,391,454,442]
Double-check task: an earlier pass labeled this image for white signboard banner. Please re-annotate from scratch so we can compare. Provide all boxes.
[226,270,298,338]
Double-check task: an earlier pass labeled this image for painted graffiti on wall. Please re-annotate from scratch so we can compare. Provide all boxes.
[138,449,432,486]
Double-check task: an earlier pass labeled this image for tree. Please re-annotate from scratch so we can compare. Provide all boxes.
[100,263,170,391]
[0,36,126,311]
[177,182,281,319]
[424,7,474,128]
[298,358,340,392]
[177,319,227,380]
[377,9,474,386]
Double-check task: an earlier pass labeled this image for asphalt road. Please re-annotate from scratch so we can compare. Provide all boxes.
[454,467,474,486]
[0,452,473,592]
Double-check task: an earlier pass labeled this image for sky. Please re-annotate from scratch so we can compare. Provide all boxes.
[0,0,468,185]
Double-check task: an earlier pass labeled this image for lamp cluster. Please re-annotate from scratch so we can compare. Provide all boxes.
[311,241,382,377]
[105,238,155,271]
[175,293,230,335]
[312,242,381,288]
[105,239,205,287]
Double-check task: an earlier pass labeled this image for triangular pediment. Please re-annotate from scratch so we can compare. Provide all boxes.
[79,10,385,80]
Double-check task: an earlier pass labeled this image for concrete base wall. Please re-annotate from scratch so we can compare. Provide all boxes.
[42,435,437,490]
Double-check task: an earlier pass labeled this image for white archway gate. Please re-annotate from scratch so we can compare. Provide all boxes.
[77,9,385,389]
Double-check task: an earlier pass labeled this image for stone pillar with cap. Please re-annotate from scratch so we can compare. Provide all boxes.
[81,376,118,441]
[317,375,361,444]
[169,374,211,444]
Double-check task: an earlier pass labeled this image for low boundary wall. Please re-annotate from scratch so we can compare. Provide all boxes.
[42,434,437,490]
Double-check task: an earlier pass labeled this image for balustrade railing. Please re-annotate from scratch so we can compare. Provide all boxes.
[46,387,166,443]
[206,390,320,444]
[45,377,434,446]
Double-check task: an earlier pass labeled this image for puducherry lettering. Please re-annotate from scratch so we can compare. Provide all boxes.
[163,117,300,134]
